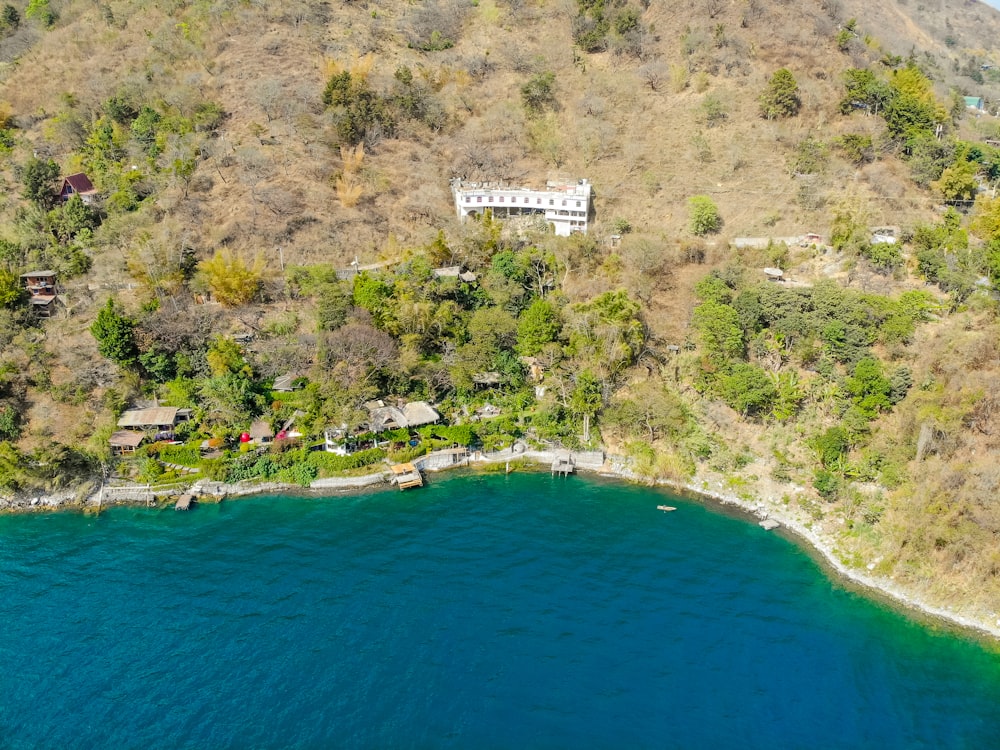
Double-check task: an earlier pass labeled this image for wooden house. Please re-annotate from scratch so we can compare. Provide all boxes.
[20,271,58,318]
[109,431,145,456]
[117,406,187,433]
[59,173,98,204]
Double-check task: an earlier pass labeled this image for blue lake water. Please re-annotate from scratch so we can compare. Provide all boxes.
[1,472,998,749]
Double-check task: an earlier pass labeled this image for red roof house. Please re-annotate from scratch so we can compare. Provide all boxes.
[59,173,97,204]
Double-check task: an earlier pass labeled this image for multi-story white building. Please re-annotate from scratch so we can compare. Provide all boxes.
[451,178,592,236]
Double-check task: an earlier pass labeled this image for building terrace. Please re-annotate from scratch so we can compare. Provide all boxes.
[451,178,592,236]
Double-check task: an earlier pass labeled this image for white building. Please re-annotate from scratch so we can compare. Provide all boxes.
[451,178,592,236]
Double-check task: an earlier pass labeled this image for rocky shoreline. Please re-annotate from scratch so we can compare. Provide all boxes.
[3,448,998,642]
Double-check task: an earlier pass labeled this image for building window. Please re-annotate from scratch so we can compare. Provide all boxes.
[489,196,494,203]
[477,196,482,203]
[562,200,566,206]
[499,196,504,203]
[576,201,582,207]
[465,196,471,203]
[549,199,554,205]
[537,198,542,204]
[524,197,529,204]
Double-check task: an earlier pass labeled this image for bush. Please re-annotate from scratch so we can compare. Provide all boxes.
[813,469,842,502]
[688,195,722,235]
[306,448,387,474]
[521,72,557,115]
[759,68,800,120]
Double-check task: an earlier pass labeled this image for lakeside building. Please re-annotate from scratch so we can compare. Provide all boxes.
[451,178,592,237]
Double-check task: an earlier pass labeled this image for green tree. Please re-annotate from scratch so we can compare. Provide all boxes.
[50,193,98,243]
[970,194,1000,240]
[688,195,721,235]
[198,372,265,425]
[691,299,743,362]
[352,273,395,329]
[759,68,800,119]
[0,441,25,491]
[0,267,23,308]
[517,298,561,356]
[835,133,874,165]
[829,200,870,255]
[812,426,849,468]
[316,282,353,331]
[717,362,776,417]
[0,4,19,33]
[206,336,251,376]
[195,250,263,307]
[90,298,138,367]
[24,0,54,26]
[0,405,20,442]
[322,71,395,145]
[840,68,893,116]
[570,369,603,418]
[930,160,977,203]
[19,157,60,209]
[845,357,892,417]
[521,72,557,115]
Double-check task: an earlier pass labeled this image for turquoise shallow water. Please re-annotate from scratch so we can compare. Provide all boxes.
[1,472,999,749]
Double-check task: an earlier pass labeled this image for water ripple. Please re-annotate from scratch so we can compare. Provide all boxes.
[0,473,998,749]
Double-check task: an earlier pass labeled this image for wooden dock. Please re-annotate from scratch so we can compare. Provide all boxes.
[391,462,424,490]
[551,455,575,476]
[174,494,195,511]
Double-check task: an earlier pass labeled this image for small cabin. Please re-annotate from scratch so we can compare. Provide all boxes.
[20,271,58,318]
[117,406,186,432]
[109,431,145,456]
[59,173,98,204]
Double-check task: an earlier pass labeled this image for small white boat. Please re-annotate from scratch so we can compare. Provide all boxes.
[657,505,676,512]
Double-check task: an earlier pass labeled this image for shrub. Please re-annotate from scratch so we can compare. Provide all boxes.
[759,68,800,119]
[306,448,387,473]
[813,468,842,502]
[195,250,264,307]
[688,195,722,235]
[521,72,557,115]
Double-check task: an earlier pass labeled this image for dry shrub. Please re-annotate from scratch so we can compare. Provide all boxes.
[669,63,690,93]
[336,144,365,208]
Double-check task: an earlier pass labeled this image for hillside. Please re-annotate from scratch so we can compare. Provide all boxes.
[1,0,1000,629]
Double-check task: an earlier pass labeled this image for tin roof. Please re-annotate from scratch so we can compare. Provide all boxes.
[117,407,179,428]
[109,431,145,448]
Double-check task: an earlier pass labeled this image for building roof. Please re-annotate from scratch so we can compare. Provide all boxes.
[62,173,96,194]
[20,270,56,278]
[432,266,461,277]
[472,371,502,385]
[29,296,56,306]
[272,373,300,391]
[964,96,984,108]
[117,407,179,428]
[402,401,440,427]
[248,420,274,440]
[109,431,145,448]
[369,405,408,432]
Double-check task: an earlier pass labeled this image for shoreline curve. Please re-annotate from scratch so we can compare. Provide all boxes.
[3,448,998,642]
